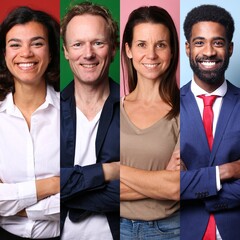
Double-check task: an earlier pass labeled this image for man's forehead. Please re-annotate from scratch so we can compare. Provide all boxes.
[190,21,226,38]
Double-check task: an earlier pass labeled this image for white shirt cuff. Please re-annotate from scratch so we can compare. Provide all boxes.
[216,166,222,191]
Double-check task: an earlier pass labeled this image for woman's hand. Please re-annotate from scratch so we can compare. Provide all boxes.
[166,150,180,170]
[166,150,187,171]
[16,209,27,217]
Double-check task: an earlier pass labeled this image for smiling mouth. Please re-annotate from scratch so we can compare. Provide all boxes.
[142,63,159,69]
[80,63,98,68]
[197,58,222,69]
[17,62,37,70]
[201,61,216,67]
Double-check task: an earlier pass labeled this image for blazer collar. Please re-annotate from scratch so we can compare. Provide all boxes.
[210,81,240,164]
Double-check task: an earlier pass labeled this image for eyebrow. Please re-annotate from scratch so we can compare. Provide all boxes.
[192,36,225,42]
[135,39,168,43]
[7,36,46,43]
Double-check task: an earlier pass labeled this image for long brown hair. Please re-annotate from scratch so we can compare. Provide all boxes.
[121,6,179,119]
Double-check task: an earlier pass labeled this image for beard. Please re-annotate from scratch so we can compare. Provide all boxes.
[189,53,230,85]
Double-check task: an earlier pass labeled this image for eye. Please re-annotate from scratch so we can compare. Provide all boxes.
[156,42,166,48]
[72,42,82,48]
[137,42,145,48]
[9,43,21,48]
[32,42,44,47]
[93,41,105,48]
[213,40,224,47]
[194,41,204,47]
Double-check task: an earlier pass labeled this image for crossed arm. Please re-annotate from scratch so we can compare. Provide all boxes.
[120,150,181,201]
[181,159,240,211]
[61,161,120,213]
[0,177,60,220]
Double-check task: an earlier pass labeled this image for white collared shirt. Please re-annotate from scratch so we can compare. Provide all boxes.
[191,78,227,240]
[0,85,60,238]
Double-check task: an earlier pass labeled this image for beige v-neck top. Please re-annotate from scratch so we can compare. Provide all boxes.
[120,101,180,220]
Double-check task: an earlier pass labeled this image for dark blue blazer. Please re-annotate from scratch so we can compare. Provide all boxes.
[60,79,120,240]
[180,81,240,240]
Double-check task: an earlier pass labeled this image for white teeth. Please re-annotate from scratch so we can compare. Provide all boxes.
[18,63,35,68]
[143,63,159,68]
[81,64,97,68]
[201,62,216,66]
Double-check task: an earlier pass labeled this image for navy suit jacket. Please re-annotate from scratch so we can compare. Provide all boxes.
[60,79,120,240]
[180,81,240,240]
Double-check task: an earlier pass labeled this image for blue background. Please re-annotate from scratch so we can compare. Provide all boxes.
[180,0,240,88]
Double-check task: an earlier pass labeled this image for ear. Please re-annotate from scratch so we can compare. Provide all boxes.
[125,43,132,59]
[63,45,69,60]
[229,42,233,57]
[185,41,190,57]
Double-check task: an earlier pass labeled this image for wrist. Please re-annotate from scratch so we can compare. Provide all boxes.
[219,163,232,181]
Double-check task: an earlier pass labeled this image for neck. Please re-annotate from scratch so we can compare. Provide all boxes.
[129,77,161,102]
[74,78,110,120]
[13,81,46,112]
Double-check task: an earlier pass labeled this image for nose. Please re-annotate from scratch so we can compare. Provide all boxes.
[203,43,217,57]
[83,43,95,60]
[146,46,157,59]
[20,45,34,58]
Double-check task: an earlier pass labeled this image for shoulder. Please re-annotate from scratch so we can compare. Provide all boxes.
[168,115,180,132]
[226,80,240,94]
[180,81,192,96]
[0,92,13,113]
[109,79,119,97]
[61,80,74,101]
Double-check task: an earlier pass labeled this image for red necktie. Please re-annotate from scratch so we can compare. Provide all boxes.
[198,95,218,240]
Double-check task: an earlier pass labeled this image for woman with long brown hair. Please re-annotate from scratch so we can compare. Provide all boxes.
[120,6,180,239]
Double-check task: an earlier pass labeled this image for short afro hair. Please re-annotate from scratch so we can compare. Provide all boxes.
[184,5,234,43]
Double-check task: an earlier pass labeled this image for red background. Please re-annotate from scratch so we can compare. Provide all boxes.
[0,0,60,22]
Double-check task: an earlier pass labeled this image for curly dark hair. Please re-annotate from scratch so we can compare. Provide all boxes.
[121,6,179,119]
[0,6,60,101]
[184,4,235,42]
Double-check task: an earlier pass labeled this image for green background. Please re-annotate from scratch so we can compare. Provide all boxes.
[60,0,120,90]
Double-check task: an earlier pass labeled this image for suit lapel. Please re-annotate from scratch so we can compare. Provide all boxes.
[95,96,113,159]
[95,80,119,159]
[210,83,239,165]
[181,83,210,154]
[61,82,77,167]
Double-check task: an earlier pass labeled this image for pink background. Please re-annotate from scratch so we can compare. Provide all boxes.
[120,0,180,96]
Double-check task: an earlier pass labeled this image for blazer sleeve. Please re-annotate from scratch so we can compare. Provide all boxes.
[60,163,105,201]
[204,179,240,212]
[64,180,119,213]
[181,167,218,200]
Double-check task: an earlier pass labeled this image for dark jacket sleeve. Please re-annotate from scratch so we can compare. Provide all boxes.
[60,163,105,201]
[180,167,218,200]
[204,179,240,212]
[64,180,119,213]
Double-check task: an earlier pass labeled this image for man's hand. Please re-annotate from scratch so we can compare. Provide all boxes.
[36,177,60,200]
[102,162,120,182]
[219,159,240,181]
